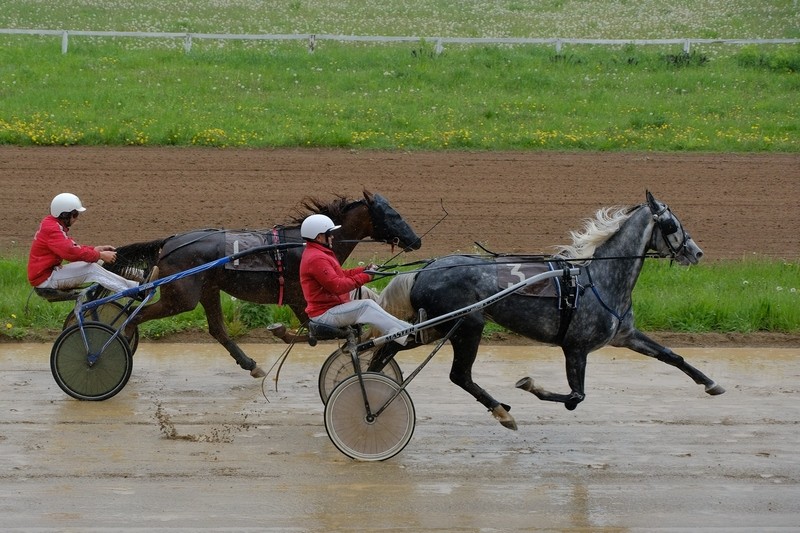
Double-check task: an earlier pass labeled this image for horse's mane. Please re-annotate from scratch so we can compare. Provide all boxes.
[107,237,167,276]
[554,205,638,262]
[290,195,360,224]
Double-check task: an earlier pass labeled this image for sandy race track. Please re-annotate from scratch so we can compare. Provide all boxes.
[1,147,799,262]
[1,148,799,530]
[1,342,799,530]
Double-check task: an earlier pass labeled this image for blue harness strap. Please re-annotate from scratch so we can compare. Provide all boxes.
[585,266,632,326]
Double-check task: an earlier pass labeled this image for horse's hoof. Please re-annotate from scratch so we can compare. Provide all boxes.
[267,323,287,338]
[250,366,267,378]
[705,382,726,395]
[515,377,534,392]
[491,405,517,431]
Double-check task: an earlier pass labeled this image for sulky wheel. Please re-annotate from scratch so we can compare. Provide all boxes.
[63,300,140,355]
[318,346,403,404]
[50,322,133,401]
[324,372,415,461]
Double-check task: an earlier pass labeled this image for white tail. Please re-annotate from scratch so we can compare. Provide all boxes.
[376,273,416,321]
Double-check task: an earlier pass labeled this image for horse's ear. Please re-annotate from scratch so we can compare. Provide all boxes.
[646,190,658,210]
[363,190,374,204]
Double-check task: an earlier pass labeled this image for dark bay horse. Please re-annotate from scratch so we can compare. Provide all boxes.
[110,190,420,377]
[377,191,724,430]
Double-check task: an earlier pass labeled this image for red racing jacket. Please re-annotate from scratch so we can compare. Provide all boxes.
[299,241,371,318]
[27,215,100,286]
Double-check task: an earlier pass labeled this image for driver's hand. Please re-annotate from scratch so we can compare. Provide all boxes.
[99,250,117,264]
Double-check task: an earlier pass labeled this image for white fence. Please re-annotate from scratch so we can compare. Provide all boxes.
[1,28,798,55]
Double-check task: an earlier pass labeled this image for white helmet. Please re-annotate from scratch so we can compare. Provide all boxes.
[50,193,86,217]
[301,214,341,240]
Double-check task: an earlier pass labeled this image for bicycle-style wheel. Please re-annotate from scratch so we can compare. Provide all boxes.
[318,347,403,404]
[324,372,415,461]
[63,300,140,355]
[51,322,133,401]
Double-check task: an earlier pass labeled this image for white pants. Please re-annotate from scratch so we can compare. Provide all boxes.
[37,261,139,294]
[350,285,379,302]
[312,299,413,344]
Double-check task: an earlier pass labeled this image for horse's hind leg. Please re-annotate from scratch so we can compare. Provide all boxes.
[614,329,725,395]
[449,332,517,430]
[200,290,264,378]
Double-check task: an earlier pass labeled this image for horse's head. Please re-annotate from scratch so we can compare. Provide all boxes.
[646,191,703,265]
[363,190,421,252]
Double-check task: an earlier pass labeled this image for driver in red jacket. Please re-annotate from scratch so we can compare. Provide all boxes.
[28,193,140,294]
[299,214,412,345]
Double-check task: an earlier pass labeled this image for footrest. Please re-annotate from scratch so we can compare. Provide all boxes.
[307,321,358,347]
[34,287,83,303]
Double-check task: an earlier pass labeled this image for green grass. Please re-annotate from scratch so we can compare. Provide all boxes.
[1,0,799,152]
[632,259,800,332]
[2,256,798,341]
[0,41,797,151]
[2,0,798,40]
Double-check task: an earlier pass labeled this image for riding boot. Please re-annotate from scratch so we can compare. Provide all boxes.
[135,266,159,302]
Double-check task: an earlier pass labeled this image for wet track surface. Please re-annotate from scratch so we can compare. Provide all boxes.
[1,342,799,531]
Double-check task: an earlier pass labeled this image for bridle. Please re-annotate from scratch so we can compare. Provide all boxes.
[648,201,689,258]
[366,197,395,245]
[366,194,420,252]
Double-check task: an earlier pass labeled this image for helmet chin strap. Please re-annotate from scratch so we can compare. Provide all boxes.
[312,233,334,249]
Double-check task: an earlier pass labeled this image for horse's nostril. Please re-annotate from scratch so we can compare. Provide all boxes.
[696,251,704,259]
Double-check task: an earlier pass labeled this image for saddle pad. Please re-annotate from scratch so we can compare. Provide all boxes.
[224,231,279,272]
[495,258,560,298]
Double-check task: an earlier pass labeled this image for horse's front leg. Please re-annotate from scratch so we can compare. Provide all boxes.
[515,348,587,411]
[449,333,517,430]
[613,329,725,395]
[200,291,264,378]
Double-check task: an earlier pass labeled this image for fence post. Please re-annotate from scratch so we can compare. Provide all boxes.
[555,38,562,54]
[308,34,316,53]
[435,39,443,55]
[61,31,68,54]
[184,34,192,53]
[684,39,691,54]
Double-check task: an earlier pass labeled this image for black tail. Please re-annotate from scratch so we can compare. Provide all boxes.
[107,238,167,278]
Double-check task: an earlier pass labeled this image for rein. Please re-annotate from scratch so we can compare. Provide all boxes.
[340,198,449,267]
[375,252,662,276]
[158,229,226,261]
[384,198,448,264]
